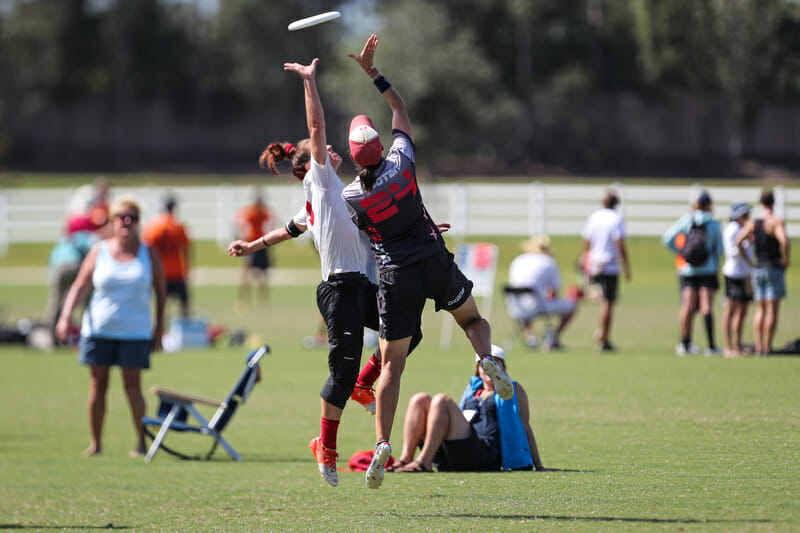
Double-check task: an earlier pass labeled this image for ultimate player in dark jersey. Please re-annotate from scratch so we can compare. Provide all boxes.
[342,34,513,490]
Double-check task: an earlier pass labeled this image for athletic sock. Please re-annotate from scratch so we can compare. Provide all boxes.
[320,417,339,450]
[356,352,381,388]
[703,313,716,349]
[681,337,691,350]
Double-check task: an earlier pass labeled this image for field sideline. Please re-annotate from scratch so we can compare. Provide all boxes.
[0,236,798,531]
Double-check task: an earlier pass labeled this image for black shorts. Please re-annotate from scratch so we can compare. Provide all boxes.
[166,280,189,306]
[592,274,618,302]
[316,272,379,408]
[725,276,753,302]
[433,427,498,472]
[248,248,270,271]
[377,251,473,341]
[679,274,719,291]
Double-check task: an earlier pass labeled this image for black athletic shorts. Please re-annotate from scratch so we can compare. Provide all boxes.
[377,250,473,341]
[433,426,498,472]
[316,272,379,408]
[165,280,188,306]
[679,274,719,291]
[248,248,270,271]
[725,276,753,302]
[591,274,618,302]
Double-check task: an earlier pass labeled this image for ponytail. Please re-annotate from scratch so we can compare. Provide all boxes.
[259,140,309,180]
[358,161,383,192]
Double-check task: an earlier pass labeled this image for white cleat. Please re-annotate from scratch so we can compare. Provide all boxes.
[365,441,392,489]
[481,355,514,400]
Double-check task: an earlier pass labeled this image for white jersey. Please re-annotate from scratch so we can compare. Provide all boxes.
[722,220,753,279]
[581,207,626,275]
[508,252,562,296]
[292,155,373,281]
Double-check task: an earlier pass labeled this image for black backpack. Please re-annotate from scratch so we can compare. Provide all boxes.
[680,221,710,266]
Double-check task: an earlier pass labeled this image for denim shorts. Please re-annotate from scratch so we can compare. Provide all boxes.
[78,337,151,369]
[752,267,786,301]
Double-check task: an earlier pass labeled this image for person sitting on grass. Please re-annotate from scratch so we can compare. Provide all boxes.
[391,345,547,473]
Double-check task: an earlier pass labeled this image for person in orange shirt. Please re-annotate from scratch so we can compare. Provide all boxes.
[142,194,191,318]
[234,191,274,309]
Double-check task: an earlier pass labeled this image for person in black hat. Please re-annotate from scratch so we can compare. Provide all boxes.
[662,190,724,356]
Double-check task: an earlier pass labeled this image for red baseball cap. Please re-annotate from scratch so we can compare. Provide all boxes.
[348,115,383,168]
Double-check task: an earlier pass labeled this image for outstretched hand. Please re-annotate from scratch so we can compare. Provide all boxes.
[348,33,378,70]
[284,58,319,79]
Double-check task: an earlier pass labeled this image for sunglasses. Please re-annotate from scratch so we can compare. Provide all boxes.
[115,213,140,223]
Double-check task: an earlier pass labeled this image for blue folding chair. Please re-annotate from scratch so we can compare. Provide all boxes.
[142,345,269,462]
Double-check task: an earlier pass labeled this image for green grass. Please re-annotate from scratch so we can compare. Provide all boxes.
[0,237,799,531]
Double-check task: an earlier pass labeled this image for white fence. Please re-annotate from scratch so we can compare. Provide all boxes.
[0,182,797,253]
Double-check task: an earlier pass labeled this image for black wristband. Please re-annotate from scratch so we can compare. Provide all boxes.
[261,235,269,248]
[374,75,391,94]
[286,219,304,238]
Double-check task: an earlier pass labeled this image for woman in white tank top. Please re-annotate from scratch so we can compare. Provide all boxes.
[56,196,166,458]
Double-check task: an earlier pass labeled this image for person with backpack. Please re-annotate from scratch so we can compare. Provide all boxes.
[662,191,724,356]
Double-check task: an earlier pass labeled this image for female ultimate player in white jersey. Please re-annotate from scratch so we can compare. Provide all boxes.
[342,34,513,490]
[227,58,421,487]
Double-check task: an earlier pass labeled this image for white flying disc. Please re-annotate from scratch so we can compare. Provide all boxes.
[288,11,341,31]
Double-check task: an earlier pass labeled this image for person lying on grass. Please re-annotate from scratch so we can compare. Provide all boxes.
[390,345,548,473]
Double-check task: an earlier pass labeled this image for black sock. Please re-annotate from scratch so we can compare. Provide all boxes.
[681,337,691,349]
[704,313,715,348]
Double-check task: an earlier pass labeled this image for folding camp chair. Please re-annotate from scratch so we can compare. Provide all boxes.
[142,344,269,462]
[503,285,554,350]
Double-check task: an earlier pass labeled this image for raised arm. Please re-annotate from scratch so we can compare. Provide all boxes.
[285,59,327,165]
[348,34,413,142]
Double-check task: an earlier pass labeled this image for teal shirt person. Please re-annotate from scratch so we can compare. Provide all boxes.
[662,210,724,276]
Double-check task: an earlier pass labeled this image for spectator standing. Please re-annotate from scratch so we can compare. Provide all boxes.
[234,191,274,309]
[662,191,724,356]
[735,189,790,355]
[142,194,191,318]
[580,190,631,352]
[55,196,166,457]
[507,234,578,351]
[721,202,754,357]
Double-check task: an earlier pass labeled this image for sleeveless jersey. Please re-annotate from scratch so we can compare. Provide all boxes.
[293,154,373,281]
[82,241,153,340]
[754,219,782,269]
[343,131,444,271]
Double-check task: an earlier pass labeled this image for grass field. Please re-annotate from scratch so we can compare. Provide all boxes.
[1,236,798,531]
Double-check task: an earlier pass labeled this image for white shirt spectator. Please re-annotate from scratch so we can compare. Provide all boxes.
[722,220,753,279]
[582,207,626,275]
[507,252,573,317]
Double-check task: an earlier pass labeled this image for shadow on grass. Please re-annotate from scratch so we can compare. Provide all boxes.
[0,524,130,530]
[427,514,771,525]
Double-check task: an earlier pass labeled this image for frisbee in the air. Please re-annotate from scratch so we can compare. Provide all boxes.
[288,11,341,31]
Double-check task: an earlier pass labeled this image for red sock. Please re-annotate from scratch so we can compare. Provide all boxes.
[320,417,340,450]
[356,352,382,388]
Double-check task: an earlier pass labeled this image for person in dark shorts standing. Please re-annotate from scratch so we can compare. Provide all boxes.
[735,189,790,355]
[342,34,513,490]
[233,191,274,310]
[662,191,724,356]
[581,190,631,352]
[721,202,754,357]
[142,194,191,318]
[390,345,546,473]
[226,57,408,488]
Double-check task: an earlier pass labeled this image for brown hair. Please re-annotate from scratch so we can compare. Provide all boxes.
[259,139,311,180]
[603,190,619,209]
[760,188,775,209]
[358,161,383,192]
